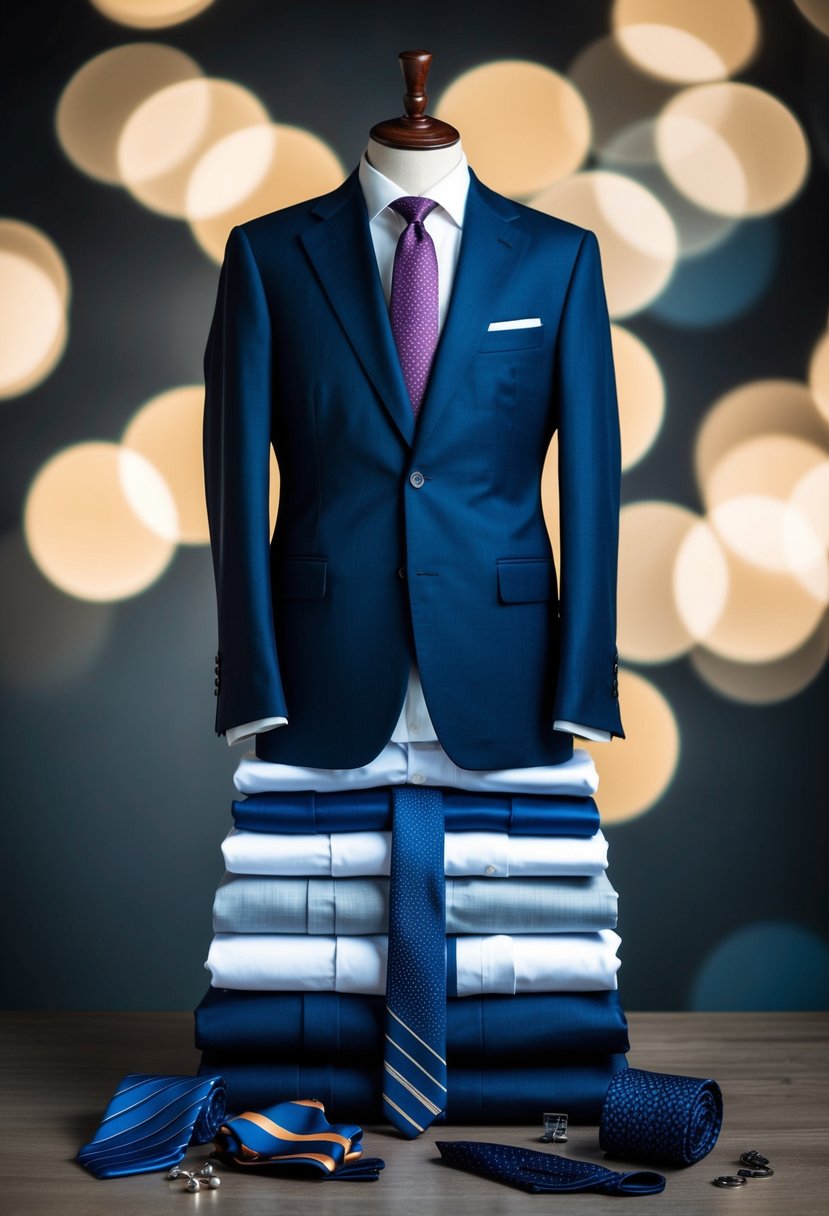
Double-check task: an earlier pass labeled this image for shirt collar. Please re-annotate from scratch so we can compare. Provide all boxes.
[358,147,470,228]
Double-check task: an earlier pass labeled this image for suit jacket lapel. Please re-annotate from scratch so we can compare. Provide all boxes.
[414,172,530,453]
[300,171,415,448]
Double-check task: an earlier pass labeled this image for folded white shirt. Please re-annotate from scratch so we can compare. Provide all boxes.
[234,741,599,796]
[221,827,609,878]
[205,930,621,995]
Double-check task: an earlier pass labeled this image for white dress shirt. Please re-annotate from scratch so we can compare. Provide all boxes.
[205,929,621,994]
[221,826,609,878]
[234,740,599,795]
[226,149,609,748]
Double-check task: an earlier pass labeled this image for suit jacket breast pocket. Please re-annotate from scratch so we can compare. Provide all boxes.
[274,556,328,599]
[479,325,545,354]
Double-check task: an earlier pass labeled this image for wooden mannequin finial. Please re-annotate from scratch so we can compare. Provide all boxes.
[369,50,460,150]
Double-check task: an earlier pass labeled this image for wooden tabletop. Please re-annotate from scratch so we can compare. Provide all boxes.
[2,1011,827,1215]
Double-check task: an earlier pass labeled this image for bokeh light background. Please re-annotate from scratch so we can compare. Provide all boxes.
[1,0,827,1011]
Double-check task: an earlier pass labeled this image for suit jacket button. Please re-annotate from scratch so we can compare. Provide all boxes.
[398,567,406,579]
[409,470,425,488]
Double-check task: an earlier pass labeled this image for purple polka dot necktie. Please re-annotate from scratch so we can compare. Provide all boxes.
[382,785,447,1137]
[389,196,440,416]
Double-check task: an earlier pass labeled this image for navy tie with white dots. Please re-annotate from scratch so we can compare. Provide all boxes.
[382,785,447,1137]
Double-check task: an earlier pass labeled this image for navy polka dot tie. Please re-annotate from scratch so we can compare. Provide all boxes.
[389,196,439,416]
[436,1141,666,1195]
[382,785,447,1137]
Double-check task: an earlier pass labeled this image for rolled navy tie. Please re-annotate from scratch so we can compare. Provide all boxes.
[599,1067,723,1165]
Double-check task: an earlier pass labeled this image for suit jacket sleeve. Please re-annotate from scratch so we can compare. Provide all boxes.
[553,229,624,738]
[203,225,288,735]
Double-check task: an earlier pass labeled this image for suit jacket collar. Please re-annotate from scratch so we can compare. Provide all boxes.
[414,170,528,451]
[301,171,415,446]
[300,169,528,450]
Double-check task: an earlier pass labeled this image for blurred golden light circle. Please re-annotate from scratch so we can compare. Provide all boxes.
[0,251,67,400]
[705,433,828,508]
[0,219,70,306]
[617,502,701,661]
[611,325,665,468]
[611,0,759,84]
[268,446,280,538]
[90,0,215,27]
[599,120,739,257]
[0,531,114,691]
[584,668,680,823]
[695,379,829,492]
[672,518,730,641]
[710,495,828,604]
[189,124,345,262]
[540,434,561,575]
[691,616,829,705]
[694,529,825,661]
[435,60,591,197]
[117,78,269,217]
[186,124,274,220]
[531,171,678,317]
[24,442,176,602]
[56,43,202,183]
[123,386,207,543]
[655,83,810,216]
[809,330,829,423]
[122,386,280,541]
[793,1,829,37]
[569,36,677,166]
[791,460,829,549]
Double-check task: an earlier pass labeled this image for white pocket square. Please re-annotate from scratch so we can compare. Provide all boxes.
[487,318,542,331]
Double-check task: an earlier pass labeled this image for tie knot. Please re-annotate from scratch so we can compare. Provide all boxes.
[391,195,438,226]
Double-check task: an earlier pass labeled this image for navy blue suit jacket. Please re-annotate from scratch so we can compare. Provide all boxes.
[203,168,624,769]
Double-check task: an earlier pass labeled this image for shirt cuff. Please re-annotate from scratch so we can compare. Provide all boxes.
[554,720,612,743]
[226,717,288,746]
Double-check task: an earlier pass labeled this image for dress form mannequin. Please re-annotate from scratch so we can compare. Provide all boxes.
[366,50,462,193]
[365,137,463,195]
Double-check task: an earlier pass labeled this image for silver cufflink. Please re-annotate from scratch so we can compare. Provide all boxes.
[540,1112,568,1143]
[167,1162,221,1192]
[713,1149,774,1187]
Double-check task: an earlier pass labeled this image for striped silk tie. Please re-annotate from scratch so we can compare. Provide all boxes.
[77,1073,226,1179]
[382,785,447,1137]
[216,1097,384,1180]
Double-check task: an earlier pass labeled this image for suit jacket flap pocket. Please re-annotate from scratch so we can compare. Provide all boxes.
[275,556,328,599]
[497,558,556,603]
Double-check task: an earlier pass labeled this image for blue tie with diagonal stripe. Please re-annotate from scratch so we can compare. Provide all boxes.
[382,785,447,1137]
[77,1073,227,1178]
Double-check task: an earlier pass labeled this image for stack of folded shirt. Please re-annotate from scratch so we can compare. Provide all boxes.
[197,747,629,1123]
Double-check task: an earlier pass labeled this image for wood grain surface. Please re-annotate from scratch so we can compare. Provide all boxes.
[2,1011,827,1215]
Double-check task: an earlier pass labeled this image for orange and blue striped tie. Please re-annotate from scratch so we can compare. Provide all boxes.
[382,785,447,1136]
[216,1097,384,1180]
